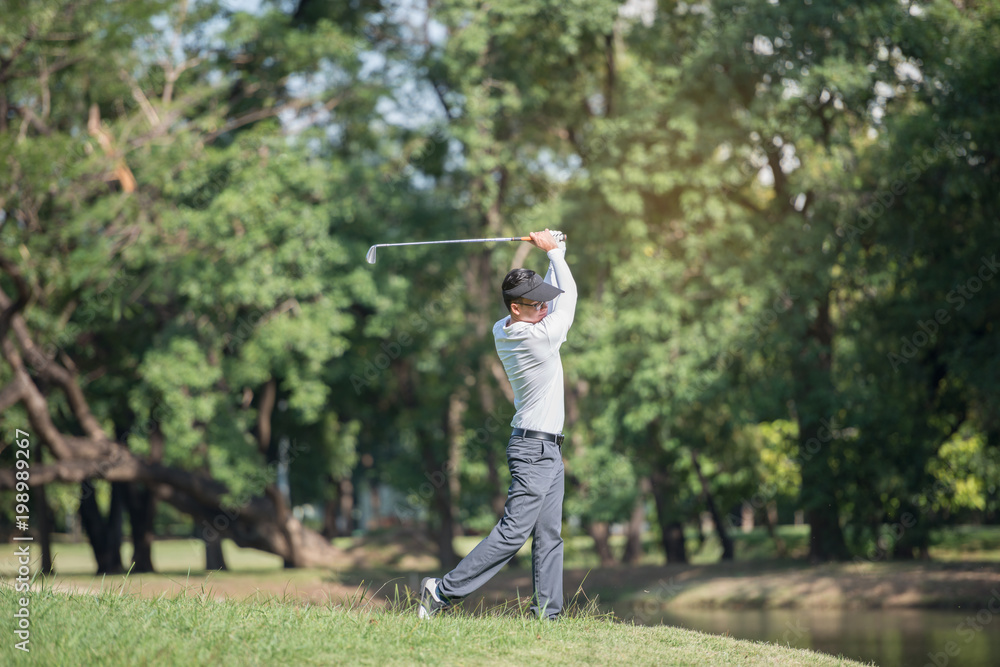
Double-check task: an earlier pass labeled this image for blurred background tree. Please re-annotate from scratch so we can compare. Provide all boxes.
[1,0,998,573]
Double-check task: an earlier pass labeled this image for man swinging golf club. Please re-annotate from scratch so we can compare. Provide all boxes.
[419,228,577,621]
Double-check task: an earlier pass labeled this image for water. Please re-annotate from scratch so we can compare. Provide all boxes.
[617,605,1000,667]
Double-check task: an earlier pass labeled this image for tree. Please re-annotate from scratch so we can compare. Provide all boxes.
[0,0,387,570]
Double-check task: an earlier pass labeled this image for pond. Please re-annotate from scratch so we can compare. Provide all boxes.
[616,604,1000,667]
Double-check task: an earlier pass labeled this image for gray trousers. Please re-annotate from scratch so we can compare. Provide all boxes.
[438,434,565,618]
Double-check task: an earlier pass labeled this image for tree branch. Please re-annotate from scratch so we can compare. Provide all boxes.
[203,94,345,144]
[0,377,25,414]
[604,33,615,117]
[87,104,137,193]
[721,185,764,215]
[161,0,193,105]
[0,285,111,444]
[0,24,39,84]
[121,68,160,127]
[257,377,277,455]
[0,336,75,460]
[0,255,33,341]
[13,104,53,137]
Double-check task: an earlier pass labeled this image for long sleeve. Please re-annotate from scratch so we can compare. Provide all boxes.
[538,247,577,349]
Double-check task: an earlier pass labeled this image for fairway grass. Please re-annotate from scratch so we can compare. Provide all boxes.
[0,586,872,666]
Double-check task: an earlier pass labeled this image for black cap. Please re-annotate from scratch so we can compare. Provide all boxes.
[502,272,564,303]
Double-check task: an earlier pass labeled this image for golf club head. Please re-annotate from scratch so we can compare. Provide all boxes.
[366,245,377,264]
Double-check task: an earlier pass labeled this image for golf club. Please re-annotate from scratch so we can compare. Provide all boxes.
[366,231,564,264]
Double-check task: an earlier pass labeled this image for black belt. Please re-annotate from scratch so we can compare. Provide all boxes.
[511,428,564,446]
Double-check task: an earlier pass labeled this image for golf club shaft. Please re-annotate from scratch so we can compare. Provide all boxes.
[374,236,530,250]
[366,231,564,264]
[367,236,530,264]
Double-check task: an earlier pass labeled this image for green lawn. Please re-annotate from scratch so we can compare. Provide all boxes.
[928,525,1000,561]
[3,523,996,580]
[0,537,284,577]
[0,586,872,666]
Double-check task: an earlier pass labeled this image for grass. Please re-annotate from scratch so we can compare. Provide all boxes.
[6,524,996,580]
[3,525,997,619]
[1,528,994,665]
[5,537,285,576]
[0,584,873,666]
[928,525,1000,561]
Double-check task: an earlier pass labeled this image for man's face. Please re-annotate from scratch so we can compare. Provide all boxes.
[512,299,548,324]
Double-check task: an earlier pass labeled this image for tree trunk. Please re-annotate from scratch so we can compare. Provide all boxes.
[323,491,339,539]
[35,483,54,574]
[267,484,299,568]
[799,414,850,562]
[125,483,157,573]
[691,449,734,560]
[485,446,506,518]
[662,521,687,564]
[429,478,459,569]
[204,524,227,571]
[807,504,849,562]
[622,477,650,565]
[587,521,617,567]
[890,502,927,560]
[423,416,460,568]
[432,504,459,568]
[339,477,354,535]
[79,480,125,574]
[125,427,163,573]
[255,377,300,568]
[649,467,687,564]
[416,394,465,569]
[446,391,465,538]
[794,292,851,562]
[763,501,787,558]
[478,371,508,518]
[368,480,382,529]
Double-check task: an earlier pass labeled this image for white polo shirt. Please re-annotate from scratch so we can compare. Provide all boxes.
[493,247,578,435]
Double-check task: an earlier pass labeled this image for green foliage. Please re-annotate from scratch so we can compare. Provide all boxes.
[2,0,998,566]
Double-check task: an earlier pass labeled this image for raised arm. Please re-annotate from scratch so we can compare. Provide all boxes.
[529,230,577,346]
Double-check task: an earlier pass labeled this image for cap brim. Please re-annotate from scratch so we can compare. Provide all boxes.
[517,281,563,303]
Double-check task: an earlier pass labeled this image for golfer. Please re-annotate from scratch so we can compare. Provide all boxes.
[419,228,577,621]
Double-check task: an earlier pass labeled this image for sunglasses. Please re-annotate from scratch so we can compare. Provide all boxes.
[516,300,546,311]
